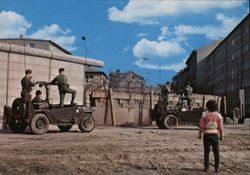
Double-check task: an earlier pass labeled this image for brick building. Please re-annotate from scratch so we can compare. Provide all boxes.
[109,70,145,92]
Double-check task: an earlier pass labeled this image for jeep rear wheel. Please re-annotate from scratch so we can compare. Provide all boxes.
[78,115,95,133]
[163,114,178,129]
[12,98,26,120]
[30,113,49,135]
[58,125,73,132]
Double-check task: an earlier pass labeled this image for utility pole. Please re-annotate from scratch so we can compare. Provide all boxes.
[81,36,88,58]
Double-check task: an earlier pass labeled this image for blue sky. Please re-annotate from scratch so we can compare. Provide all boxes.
[0,0,249,84]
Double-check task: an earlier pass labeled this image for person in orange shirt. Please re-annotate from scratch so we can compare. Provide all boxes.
[199,100,224,173]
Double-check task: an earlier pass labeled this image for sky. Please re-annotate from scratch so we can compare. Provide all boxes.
[0,0,249,84]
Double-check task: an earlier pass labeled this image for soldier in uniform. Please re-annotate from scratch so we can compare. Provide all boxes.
[178,81,193,111]
[183,81,193,111]
[21,69,36,101]
[161,82,171,105]
[32,90,44,103]
[51,68,76,107]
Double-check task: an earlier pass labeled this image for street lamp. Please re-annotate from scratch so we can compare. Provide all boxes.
[81,36,88,58]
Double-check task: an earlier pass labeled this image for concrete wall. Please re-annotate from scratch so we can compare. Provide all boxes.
[0,42,104,116]
[91,90,221,126]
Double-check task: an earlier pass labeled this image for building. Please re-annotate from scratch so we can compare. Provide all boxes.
[206,13,250,117]
[109,70,145,92]
[173,40,221,92]
[173,13,250,117]
[0,38,71,55]
[85,66,108,90]
[0,39,103,116]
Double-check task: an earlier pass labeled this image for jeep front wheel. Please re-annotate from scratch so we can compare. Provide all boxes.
[163,114,178,129]
[30,113,49,135]
[78,115,95,133]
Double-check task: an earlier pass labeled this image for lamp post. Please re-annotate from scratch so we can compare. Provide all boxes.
[81,36,88,58]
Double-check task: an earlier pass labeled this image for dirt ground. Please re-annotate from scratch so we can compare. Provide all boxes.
[0,122,249,175]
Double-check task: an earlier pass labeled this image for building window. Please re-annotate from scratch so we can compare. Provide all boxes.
[245,26,249,34]
[237,50,240,57]
[232,54,234,60]
[28,43,35,48]
[232,39,234,46]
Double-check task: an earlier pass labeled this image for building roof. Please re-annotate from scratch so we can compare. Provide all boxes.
[185,39,222,65]
[85,66,107,78]
[206,12,249,59]
[109,70,145,80]
[185,50,197,65]
[0,38,72,55]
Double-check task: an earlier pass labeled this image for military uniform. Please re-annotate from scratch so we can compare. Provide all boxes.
[51,73,76,107]
[161,84,171,105]
[21,76,36,101]
[183,84,193,111]
[178,84,193,111]
[32,96,44,103]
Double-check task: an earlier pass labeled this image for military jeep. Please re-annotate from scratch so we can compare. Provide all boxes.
[3,82,95,135]
[152,100,204,129]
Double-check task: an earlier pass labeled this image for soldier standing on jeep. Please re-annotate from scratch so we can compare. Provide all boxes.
[51,68,76,107]
[21,69,36,100]
[183,81,193,111]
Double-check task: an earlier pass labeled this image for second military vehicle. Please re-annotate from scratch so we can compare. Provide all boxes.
[152,100,204,129]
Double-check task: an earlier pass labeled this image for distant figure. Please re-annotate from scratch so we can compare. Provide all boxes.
[199,100,224,173]
[161,83,171,105]
[51,68,76,107]
[32,90,44,103]
[232,107,241,124]
[183,81,193,111]
[178,81,193,111]
[21,69,36,100]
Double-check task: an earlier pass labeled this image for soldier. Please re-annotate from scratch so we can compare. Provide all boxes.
[32,90,44,103]
[21,69,36,101]
[183,81,193,111]
[51,68,76,107]
[161,82,171,105]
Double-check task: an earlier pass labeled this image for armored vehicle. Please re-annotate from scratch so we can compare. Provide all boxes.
[3,82,95,135]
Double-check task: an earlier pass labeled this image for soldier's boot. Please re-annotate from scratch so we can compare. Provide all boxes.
[70,91,76,105]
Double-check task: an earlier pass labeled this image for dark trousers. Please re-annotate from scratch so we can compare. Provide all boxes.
[59,87,76,107]
[203,134,220,170]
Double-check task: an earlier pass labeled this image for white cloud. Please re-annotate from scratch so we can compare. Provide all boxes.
[0,10,76,51]
[134,58,185,72]
[133,38,185,58]
[174,13,241,40]
[160,26,170,36]
[137,32,149,37]
[108,0,244,24]
[29,24,76,51]
[0,11,31,38]
[123,45,130,52]
[158,26,171,41]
